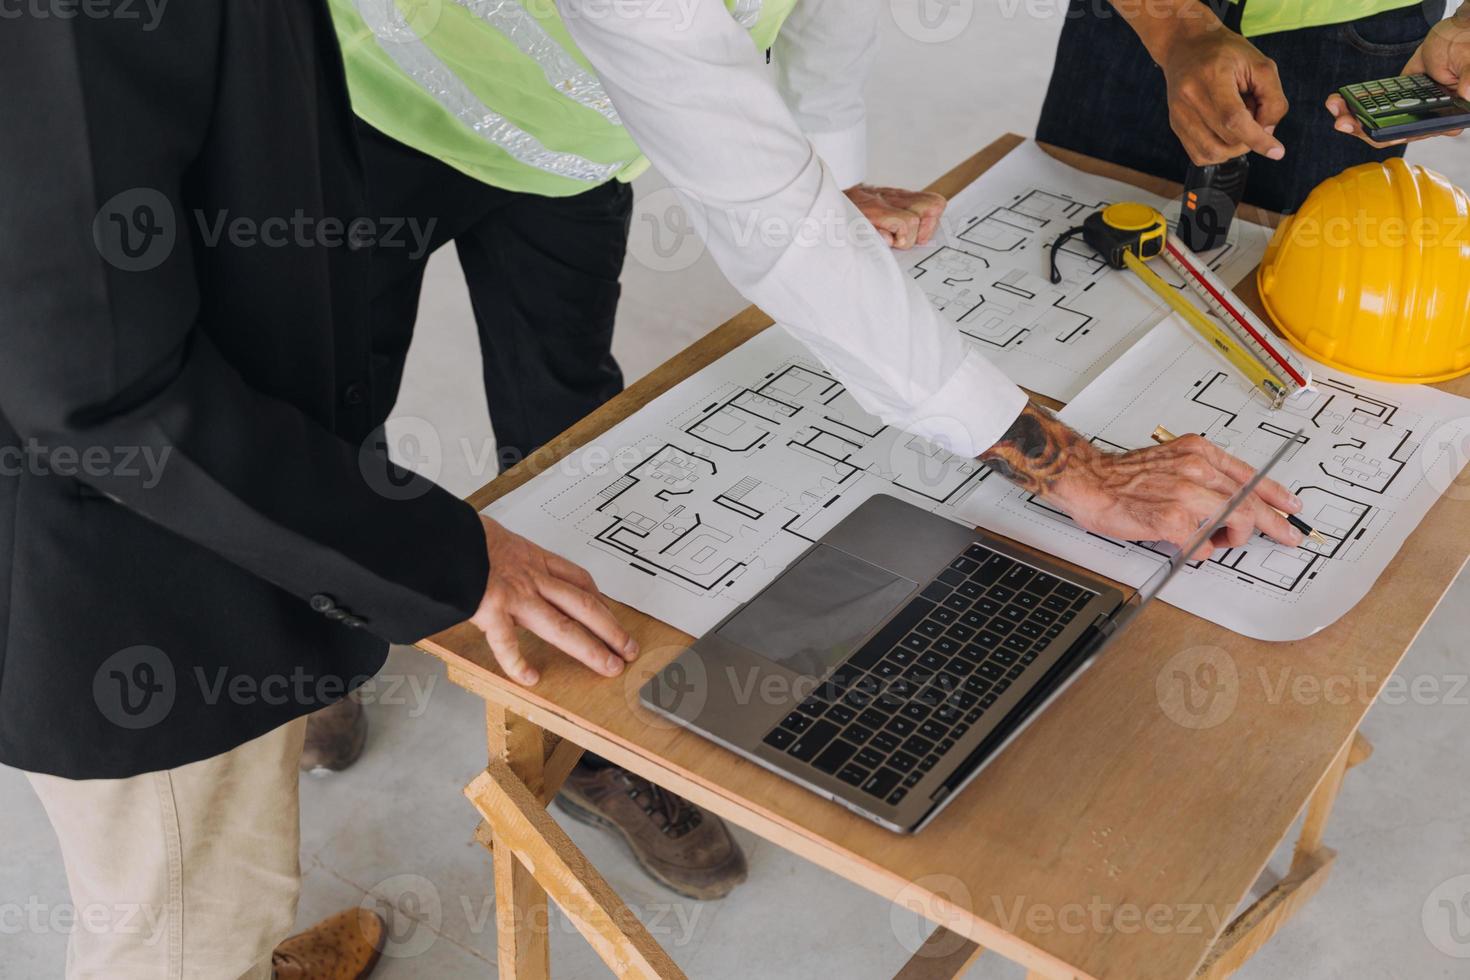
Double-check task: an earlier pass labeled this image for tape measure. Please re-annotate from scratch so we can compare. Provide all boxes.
[1050,203,1312,408]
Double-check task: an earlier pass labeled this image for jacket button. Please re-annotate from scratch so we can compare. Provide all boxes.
[342,615,368,629]
[325,608,348,621]
[342,383,366,407]
[310,593,336,613]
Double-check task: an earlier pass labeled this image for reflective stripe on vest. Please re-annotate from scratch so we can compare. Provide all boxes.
[1238,0,1425,36]
[331,0,796,197]
[454,0,621,125]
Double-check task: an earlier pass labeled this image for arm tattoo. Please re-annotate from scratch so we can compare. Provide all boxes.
[978,402,1091,496]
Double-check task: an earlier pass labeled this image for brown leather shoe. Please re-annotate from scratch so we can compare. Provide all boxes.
[556,765,747,901]
[300,695,367,775]
[272,908,384,980]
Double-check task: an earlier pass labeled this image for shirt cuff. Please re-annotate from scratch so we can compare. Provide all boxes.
[807,120,867,188]
[895,348,1030,458]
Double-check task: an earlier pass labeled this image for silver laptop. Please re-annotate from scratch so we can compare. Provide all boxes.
[642,436,1297,833]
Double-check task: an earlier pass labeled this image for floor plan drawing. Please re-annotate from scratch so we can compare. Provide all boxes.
[956,318,1470,640]
[498,327,992,636]
[486,142,1467,643]
[899,142,1271,402]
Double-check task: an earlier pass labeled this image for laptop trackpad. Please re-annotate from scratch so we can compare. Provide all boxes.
[716,545,916,678]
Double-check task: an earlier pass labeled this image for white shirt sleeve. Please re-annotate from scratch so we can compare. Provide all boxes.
[557,0,1027,457]
[771,0,877,188]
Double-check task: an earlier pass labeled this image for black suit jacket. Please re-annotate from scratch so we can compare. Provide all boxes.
[0,1,487,778]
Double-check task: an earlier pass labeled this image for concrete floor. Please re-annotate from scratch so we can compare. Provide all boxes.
[5,3,1470,978]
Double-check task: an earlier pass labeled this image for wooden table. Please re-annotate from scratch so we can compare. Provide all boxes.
[420,134,1470,980]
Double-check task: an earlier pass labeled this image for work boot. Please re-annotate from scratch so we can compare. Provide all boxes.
[272,907,385,980]
[300,695,367,775]
[556,765,747,900]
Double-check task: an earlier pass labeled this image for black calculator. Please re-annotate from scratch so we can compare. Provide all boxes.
[1339,73,1470,141]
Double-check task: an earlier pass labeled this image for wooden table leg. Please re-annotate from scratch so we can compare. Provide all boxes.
[1346,731,1373,770]
[466,762,686,979]
[1194,725,1368,978]
[487,704,553,980]
[1290,732,1353,876]
[892,928,983,979]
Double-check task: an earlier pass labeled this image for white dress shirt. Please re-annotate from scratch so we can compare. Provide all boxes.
[558,0,1028,457]
[771,0,877,188]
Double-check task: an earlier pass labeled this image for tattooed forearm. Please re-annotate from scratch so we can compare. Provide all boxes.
[978,402,1094,495]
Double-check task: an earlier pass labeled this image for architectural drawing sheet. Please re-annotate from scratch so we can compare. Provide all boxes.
[901,142,1270,401]
[486,327,994,636]
[485,143,1460,642]
[955,319,1470,641]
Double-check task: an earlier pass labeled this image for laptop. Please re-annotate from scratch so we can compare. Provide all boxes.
[642,435,1297,833]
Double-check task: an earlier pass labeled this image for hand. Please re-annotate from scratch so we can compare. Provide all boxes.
[470,516,638,685]
[1149,18,1288,164]
[1325,4,1470,147]
[980,404,1304,558]
[844,184,947,249]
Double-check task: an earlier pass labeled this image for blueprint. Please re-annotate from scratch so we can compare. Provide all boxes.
[954,318,1470,641]
[484,143,1461,642]
[486,327,993,636]
[901,141,1270,401]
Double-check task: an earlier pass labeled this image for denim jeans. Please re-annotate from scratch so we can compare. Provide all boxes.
[1036,0,1446,212]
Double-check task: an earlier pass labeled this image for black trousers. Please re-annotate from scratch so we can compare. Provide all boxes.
[359,122,632,468]
[1036,0,1444,212]
[359,124,631,773]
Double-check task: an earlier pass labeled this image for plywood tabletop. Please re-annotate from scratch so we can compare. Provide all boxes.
[421,134,1470,980]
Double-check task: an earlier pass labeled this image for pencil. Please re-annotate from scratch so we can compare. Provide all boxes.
[1150,425,1328,546]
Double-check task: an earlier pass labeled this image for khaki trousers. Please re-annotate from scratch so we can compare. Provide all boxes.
[25,718,308,980]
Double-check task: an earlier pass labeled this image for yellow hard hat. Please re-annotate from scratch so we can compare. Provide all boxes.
[1257,158,1470,384]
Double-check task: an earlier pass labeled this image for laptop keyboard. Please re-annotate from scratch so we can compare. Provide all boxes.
[761,543,1096,808]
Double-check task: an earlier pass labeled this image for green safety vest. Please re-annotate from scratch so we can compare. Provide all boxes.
[1238,0,1424,37]
[329,0,798,197]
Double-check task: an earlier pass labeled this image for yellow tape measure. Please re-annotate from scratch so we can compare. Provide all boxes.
[1056,203,1310,408]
